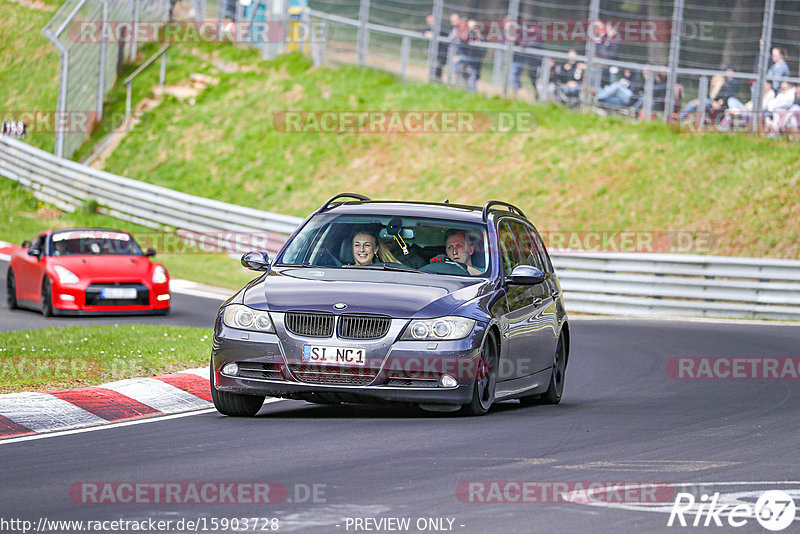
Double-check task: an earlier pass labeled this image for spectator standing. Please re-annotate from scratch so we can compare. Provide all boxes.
[766,47,790,93]
[508,20,543,95]
[422,14,451,82]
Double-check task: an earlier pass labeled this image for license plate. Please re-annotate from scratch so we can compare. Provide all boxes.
[100,287,138,299]
[302,345,366,366]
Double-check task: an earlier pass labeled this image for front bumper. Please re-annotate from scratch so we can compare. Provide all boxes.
[212,318,486,406]
[50,278,170,314]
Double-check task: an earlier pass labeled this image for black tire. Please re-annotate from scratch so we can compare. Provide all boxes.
[210,362,265,417]
[520,334,566,406]
[7,270,18,309]
[461,331,499,416]
[41,278,54,317]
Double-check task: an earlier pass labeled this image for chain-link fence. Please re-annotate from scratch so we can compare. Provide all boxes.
[42,0,180,159]
[306,0,800,132]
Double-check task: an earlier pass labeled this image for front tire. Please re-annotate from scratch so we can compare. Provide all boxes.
[461,331,499,416]
[41,278,54,317]
[210,362,265,416]
[7,270,18,309]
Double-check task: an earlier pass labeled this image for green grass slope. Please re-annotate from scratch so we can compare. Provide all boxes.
[95,51,799,259]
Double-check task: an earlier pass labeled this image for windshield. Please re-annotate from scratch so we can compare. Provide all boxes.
[278,214,491,277]
[51,231,143,256]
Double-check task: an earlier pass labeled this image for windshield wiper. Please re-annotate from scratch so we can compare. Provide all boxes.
[274,262,314,267]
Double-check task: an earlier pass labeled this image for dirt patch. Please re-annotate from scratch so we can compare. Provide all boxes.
[5,0,55,11]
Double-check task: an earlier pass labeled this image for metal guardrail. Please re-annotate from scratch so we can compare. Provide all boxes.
[551,252,800,320]
[0,136,301,255]
[1,135,799,320]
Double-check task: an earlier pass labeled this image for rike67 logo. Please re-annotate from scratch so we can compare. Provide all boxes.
[668,490,797,531]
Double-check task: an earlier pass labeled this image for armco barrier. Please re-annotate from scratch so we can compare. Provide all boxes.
[2,136,799,320]
[0,137,301,256]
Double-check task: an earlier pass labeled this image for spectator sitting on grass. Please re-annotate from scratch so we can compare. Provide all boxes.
[553,49,585,102]
[596,69,642,107]
[680,65,740,119]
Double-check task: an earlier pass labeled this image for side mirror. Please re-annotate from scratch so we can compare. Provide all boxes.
[241,251,271,271]
[506,265,545,285]
[27,247,40,258]
[144,248,157,257]
[21,240,31,248]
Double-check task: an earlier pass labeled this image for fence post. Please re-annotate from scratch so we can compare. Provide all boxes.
[502,0,520,96]
[426,0,444,83]
[580,0,601,107]
[159,49,167,89]
[356,0,371,66]
[642,70,654,120]
[54,45,69,158]
[492,48,504,94]
[126,81,132,126]
[130,0,139,61]
[664,0,684,122]
[96,0,109,121]
[400,36,410,81]
[445,43,456,84]
[753,0,776,133]
[536,55,551,102]
[694,75,708,126]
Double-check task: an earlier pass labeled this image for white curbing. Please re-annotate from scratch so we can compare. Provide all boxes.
[180,367,210,379]
[99,377,211,413]
[0,392,107,432]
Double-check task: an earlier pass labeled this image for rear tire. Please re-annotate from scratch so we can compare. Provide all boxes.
[210,362,265,416]
[41,278,53,317]
[7,270,18,309]
[460,331,498,416]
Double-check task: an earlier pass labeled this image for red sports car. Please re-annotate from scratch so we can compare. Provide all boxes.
[6,228,170,316]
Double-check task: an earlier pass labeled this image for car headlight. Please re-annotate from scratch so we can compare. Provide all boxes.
[222,304,275,333]
[401,316,475,341]
[152,265,168,284]
[54,265,79,284]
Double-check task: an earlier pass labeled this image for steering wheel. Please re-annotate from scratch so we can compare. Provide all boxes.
[320,246,343,267]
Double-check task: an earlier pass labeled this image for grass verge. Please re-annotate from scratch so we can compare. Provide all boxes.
[0,325,211,393]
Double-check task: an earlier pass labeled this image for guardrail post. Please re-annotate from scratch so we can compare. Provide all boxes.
[503,0,520,96]
[753,0,776,133]
[694,75,708,127]
[356,0,371,66]
[426,0,444,83]
[664,0,684,122]
[400,35,410,81]
[55,46,69,158]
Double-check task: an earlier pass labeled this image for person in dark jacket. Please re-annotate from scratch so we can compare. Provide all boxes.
[422,14,451,82]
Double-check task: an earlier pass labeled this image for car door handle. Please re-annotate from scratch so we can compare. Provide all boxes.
[533,298,543,307]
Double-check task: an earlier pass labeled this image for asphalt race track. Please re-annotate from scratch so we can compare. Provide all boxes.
[1,308,799,533]
[0,259,222,331]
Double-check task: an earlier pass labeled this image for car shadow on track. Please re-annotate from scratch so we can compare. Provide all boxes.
[252,399,583,419]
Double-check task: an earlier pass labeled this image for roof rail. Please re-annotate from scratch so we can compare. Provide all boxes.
[316,193,371,213]
[481,200,526,221]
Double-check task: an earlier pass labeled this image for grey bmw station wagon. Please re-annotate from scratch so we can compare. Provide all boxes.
[211,194,569,416]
